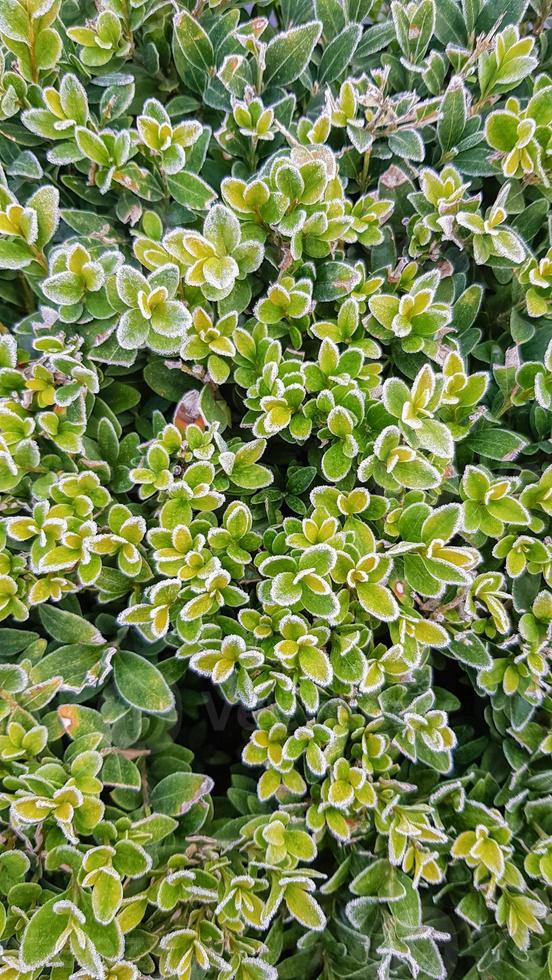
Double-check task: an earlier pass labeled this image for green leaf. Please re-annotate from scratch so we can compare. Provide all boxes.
[409,937,445,979]
[166,170,216,210]
[21,896,70,969]
[150,771,214,816]
[35,27,62,70]
[0,664,26,693]
[60,73,88,124]
[114,650,174,715]
[318,25,361,86]
[434,0,467,45]
[75,128,110,166]
[27,184,59,248]
[488,496,528,524]
[345,0,372,20]
[102,752,141,789]
[456,891,488,928]
[264,21,322,88]
[92,870,122,924]
[61,211,111,236]
[231,462,273,489]
[0,628,39,657]
[199,384,231,432]
[315,0,346,38]
[454,145,498,177]
[388,129,425,161]
[438,79,467,151]
[172,9,214,74]
[350,858,405,900]
[477,0,529,32]
[0,239,33,269]
[421,503,461,543]
[0,850,30,894]
[133,812,178,843]
[300,646,331,685]
[354,22,396,63]
[314,261,361,301]
[512,199,549,243]
[416,418,453,457]
[0,0,29,41]
[39,605,104,646]
[466,427,527,461]
[287,466,317,494]
[408,0,435,62]
[285,884,326,930]
[322,442,351,482]
[81,891,123,960]
[452,284,484,332]
[144,358,194,401]
[357,583,398,621]
[30,644,106,691]
[447,634,493,669]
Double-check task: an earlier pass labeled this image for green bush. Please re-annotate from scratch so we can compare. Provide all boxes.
[0,0,551,976]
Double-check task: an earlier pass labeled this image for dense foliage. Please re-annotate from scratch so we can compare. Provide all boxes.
[0,0,551,976]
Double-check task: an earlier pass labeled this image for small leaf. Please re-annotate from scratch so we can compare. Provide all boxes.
[166,170,216,210]
[102,752,141,789]
[0,628,39,657]
[264,21,322,87]
[150,771,214,816]
[318,25,361,86]
[173,10,214,73]
[21,897,70,969]
[39,605,104,646]
[389,129,425,162]
[447,634,493,669]
[466,427,527,461]
[438,78,467,151]
[314,261,361,301]
[285,884,326,930]
[434,0,467,45]
[114,650,174,715]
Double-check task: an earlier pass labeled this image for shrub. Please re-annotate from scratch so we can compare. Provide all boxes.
[0,0,550,977]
